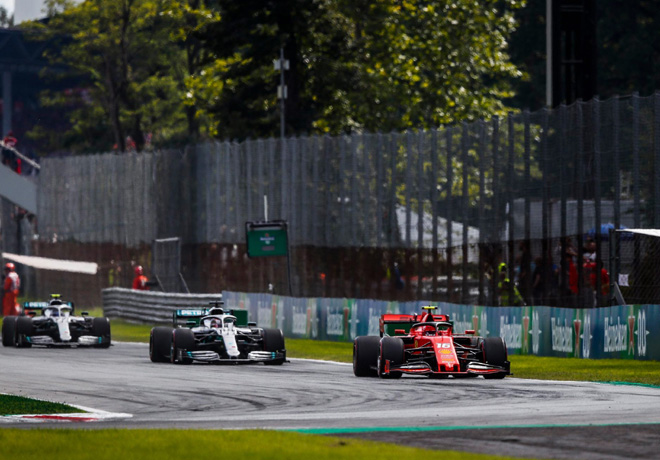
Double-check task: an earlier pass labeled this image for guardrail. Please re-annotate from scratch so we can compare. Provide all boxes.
[101,287,222,324]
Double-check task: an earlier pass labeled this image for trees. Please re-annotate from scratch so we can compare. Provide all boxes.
[204,0,523,139]
[0,7,13,27]
[339,0,523,132]
[28,0,220,152]
[26,0,523,150]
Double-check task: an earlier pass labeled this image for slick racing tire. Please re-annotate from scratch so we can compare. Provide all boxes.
[150,327,173,363]
[262,328,286,365]
[482,337,508,380]
[353,336,380,377]
[378,337,404,379]
[171,328,195,364]
[15,316,34,348]
[2,316,17,347]
[92,317,112,348]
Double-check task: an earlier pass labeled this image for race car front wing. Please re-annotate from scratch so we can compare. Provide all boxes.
[385,359,509,377]
[27,335,105,346]
[185,350,285,363]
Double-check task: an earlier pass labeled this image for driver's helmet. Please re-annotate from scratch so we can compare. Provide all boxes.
[210,318,221,328]
[438,324,452,336]
[4,262,15,271]
[415,324,435,335]
[134,265,143,275]
[45,308,59,317]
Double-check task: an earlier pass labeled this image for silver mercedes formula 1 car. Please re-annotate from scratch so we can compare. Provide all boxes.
[2,294,111,348]
[149,301,286,365]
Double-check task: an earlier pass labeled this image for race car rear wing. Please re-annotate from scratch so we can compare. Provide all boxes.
[173,308,250,327]
[380,313,452,336]
[23,301,75,315]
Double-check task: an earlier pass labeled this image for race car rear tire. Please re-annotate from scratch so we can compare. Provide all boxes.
[378,337,404,379]
[150,327,173,363]
[482,337,508,380]
[171,328,194,364]
[262,328,286,365]
[2,316,17,347]
[15,316,33,348]
[92,317,112,348]
[353,336,380,377]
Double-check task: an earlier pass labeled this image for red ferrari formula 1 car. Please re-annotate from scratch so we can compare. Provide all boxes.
[353,306,510,379]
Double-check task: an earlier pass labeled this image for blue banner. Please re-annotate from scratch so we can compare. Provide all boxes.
[222,291,659,360]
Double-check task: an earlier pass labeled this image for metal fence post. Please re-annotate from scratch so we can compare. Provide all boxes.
[593,97,603,307]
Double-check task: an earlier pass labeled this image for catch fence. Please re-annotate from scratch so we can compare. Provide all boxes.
[3,93,659,308]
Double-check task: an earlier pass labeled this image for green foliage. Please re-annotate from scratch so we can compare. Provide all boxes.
[338,1,523,133]
[206,0,523,139]
[24,0,524,149]
[0,6,13,27]
[25,0,221,153]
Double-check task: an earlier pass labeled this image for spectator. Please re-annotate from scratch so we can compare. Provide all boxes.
[2,262,20,316]
[132,265,150,290]
[497,262,524,306]
[583,236,596,260]
[583,258,610,303]
[3,131,17,148]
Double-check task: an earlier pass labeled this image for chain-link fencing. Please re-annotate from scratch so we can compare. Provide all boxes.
[3,93,659,308]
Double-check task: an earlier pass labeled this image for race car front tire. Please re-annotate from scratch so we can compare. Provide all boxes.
[2,316,17,347]
[92,317,112,348]
[171,328,194,364]
[150,327,173,363]
[15,316,34,348]
[353,336,380,377]
[482,337,508,379]
[378,337,404,379]
[262,328,286,365]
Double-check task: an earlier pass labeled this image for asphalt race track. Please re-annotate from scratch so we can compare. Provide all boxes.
[2,342,660,459]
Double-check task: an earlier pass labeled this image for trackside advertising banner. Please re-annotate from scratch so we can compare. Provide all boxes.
[222,291,658,360]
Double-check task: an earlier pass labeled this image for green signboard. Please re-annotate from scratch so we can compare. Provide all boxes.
[246,221,289,258]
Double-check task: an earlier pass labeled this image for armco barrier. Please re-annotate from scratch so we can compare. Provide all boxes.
[101,287,223,324]
[102,288,659,360]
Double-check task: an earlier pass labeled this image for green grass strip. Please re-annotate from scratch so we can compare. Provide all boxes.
[0,429,522,460]
[0,394,84,416]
